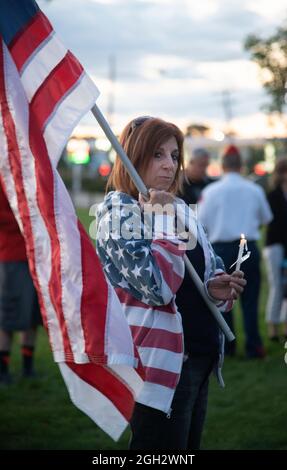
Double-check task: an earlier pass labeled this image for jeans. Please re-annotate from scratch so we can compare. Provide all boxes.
[129,354,216,450]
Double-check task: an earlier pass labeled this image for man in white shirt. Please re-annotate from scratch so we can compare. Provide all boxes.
[198,145,273,358]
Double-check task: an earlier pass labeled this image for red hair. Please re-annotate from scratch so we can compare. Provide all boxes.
[107,117,184,198]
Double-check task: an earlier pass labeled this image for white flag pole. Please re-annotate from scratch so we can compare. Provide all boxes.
[91,103,235,342]
[91,104,147,195]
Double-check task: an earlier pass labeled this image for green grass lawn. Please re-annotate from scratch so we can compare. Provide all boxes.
[1,209,287,450]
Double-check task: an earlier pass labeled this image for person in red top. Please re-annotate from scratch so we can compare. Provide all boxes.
[0,181,42,383]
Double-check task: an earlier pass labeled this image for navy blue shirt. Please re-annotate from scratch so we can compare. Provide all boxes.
[175,242,220,356]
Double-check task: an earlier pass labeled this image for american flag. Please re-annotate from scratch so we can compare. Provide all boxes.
[0,0,143,440]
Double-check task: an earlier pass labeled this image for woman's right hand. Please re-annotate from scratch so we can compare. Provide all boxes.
[139,188,175,211]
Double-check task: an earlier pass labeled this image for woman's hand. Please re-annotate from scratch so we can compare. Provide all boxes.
[207,270,246,301]
[138,188,175,213]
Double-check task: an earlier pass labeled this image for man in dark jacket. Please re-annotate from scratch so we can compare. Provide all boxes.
[178,148,215,205]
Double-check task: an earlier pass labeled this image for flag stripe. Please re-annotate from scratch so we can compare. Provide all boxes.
[10,10,53,72]
[59,364,128,441]
[21,33,67,102]
[115,288,176,313]
[122,306,182,333]
[68,362,135,421]
[138,347,183,373]
[28,117,75,361]
[153,249,183,294]
[137,381,175,413]
[30,51,83,132]
[43,73,99,166]
[153,238,185,256]
[130,325,182,353]
[152,241,184,277]
[79,222,108,360]
[52,182,88,361]
[143,366,178,388]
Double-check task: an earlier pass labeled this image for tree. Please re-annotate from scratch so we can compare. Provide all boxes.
[185,123,210,137]
[244,21,287,115]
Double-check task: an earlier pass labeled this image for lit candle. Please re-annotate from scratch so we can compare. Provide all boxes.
[235,233,247,271]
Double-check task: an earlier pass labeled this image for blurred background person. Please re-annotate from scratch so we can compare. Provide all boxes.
[198,145,272,358]
[178,148,215,205]
[0,181,42,383]
[264,157,287,341]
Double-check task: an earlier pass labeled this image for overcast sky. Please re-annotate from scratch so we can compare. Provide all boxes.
[39,0,287,136]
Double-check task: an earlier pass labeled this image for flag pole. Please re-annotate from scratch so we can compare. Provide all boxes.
[91,103,235,342]
[91,104,147,196]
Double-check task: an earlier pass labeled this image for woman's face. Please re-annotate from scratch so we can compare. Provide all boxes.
[140,136,179,191]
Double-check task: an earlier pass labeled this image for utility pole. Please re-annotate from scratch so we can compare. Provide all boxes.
[221,89,234,136]
[107,54,116,128]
